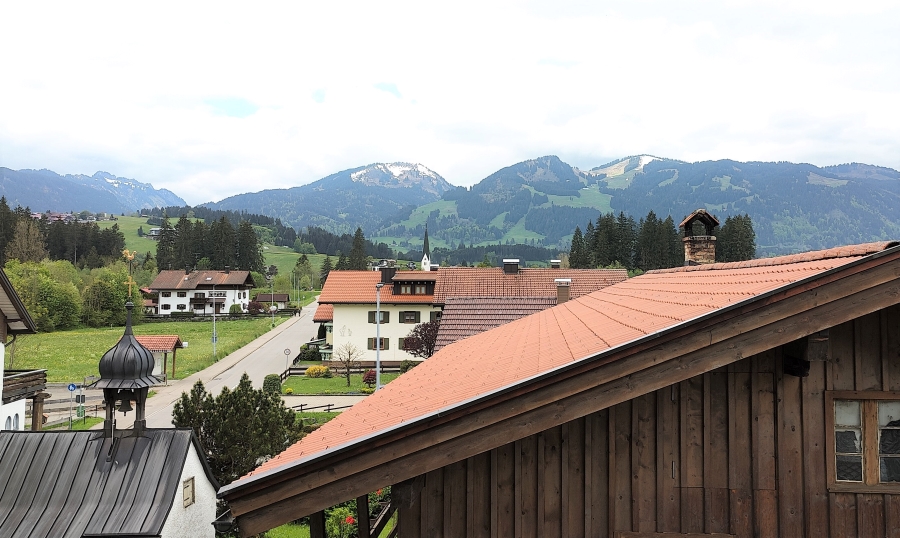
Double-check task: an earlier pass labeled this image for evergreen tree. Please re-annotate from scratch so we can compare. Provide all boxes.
[320,255,334,284]
[209,216,236,269]
[336,252,349,270]
[583,221,596,268]
[156,217,176,271]
[0,196,15,265]
[348,227,367,270]
[569,226,589,269]
[236,220,265,273]
[173,215,194,270]
[172,374,303,485]
[612,212,636,269]
[717,214,757,262]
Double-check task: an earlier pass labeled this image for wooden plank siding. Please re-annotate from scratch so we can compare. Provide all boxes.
[397,304,900,537]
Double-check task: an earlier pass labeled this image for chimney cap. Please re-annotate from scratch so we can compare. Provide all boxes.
[550,259,561,264]
[502,258,520,264]
[554,278,571,285]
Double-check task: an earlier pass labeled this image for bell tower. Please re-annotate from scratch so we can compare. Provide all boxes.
[95,302,158,436]
[680,209,720,265]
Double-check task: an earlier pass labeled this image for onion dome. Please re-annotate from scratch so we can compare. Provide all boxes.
[95,302,158,390]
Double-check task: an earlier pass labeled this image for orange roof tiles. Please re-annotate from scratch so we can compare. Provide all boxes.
[133,335,183,352]
[318,271,434,304]
[243,243,895,480]
[431,267,627,303]
[434,296,557,352]
[312,303,333,323]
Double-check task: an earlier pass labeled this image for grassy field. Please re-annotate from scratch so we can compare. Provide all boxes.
[45,417,104,430]
[283,373,400,395]
[12,317,286,383]
[97,216,160,255]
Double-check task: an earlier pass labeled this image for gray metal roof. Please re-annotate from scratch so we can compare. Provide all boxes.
[0,428,218,538]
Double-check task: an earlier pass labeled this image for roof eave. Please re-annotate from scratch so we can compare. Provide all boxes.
[0,269,37,334]
[221,245,900,531]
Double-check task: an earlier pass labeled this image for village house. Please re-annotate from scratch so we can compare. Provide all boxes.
[253,292,290,310]
[314,261,627,363]
[0,302,218,537]
[0,269,46,432]
[220,238,900,538]
[149,268,255,316]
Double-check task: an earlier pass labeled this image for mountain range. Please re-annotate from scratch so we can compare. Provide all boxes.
[0,168,185,214]
[9,156,900,257]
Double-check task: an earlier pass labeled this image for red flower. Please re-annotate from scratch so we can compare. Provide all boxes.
[345,516,355,525]
[376,489,383,496]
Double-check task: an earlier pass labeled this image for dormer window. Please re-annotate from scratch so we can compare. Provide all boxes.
[400,284,412,294]
[415,284,426,294]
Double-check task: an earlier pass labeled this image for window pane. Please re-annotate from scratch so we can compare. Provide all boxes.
[835,400,861,426]
[836,455,863,481]
[881,428,900,455]
[881,457,900,482]
[878,401,900,427]
[836,429,862,454]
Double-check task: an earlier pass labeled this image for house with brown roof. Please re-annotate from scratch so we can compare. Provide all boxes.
[315,261,627,363]
[253,293,290,310]
[149,269,255,316]
[221,241,900,538]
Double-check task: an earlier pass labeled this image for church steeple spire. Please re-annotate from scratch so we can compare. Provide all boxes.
[421,225,432,271]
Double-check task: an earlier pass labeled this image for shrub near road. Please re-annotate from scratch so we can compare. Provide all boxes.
[12,317,285,383]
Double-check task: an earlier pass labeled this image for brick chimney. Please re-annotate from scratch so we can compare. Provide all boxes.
[680,209,720,265]
[555,278,571,304]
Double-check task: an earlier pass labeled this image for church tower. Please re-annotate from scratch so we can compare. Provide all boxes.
[421,224,432,271]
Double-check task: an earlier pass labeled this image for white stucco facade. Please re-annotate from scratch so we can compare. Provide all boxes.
[0,344,26,432]
[158,288,251,315]
[159,439,217,538]
[330,303,441,362]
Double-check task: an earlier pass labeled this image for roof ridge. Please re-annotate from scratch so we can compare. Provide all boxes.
[647,241,899,274]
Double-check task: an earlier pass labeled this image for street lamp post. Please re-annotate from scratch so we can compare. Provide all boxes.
[375,282,384,390]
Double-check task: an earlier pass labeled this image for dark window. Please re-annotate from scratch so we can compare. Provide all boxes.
[367,337,388,350]
[161,292,171,297]
[161,304,171,310]
[401,311,421,323]
[430,311,441,322]
[177,291,187,298]
[368,311,389,324]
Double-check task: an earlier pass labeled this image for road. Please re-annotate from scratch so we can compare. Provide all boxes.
[69,304,367,430]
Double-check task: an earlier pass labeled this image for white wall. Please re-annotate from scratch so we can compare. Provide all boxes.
[160,440,217,538]
[330,303,441,362]
[0,343,27,431]
[158,288,250,315]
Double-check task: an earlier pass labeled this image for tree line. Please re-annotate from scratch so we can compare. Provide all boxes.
[154,214,266,274]
[0,197,126,268]
[569,211,756,272]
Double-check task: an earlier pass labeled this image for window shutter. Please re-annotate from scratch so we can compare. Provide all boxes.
[414,311,421,323]
[368,311,375,323]
[399,337,406,349]
[382,311,390,323]
[367,338,375,350]
[383,338,389,350]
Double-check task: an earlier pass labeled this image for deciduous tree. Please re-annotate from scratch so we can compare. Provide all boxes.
[402,320,440,359]
[333,343,362,387]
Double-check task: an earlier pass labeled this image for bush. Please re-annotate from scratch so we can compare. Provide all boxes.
[400,359,419,373]
[285,387,293,395]
[363,369,376,388]
[247,300,264,315]
[298,344,321,362]
[305,365,331,378]
[263,374,282,394]
[229,304,243,316]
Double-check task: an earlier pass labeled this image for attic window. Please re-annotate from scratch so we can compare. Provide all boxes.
[183,477,195,507]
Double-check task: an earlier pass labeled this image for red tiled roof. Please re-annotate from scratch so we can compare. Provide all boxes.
[150,270,255,291]
[313,303,333,323]
[434,296,557,352]
[318,271,434,304]
[243,242,896,479]
[133,335,183,352]
[431,267,627,303]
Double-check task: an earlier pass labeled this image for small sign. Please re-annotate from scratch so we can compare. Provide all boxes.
[67,383,77,392]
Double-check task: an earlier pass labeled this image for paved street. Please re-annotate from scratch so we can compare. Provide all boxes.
[39,303,366,429]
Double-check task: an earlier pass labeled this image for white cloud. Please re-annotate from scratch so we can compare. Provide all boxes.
[0,0,897,205]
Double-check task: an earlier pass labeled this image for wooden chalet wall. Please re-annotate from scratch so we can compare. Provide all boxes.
[396,305,900,538]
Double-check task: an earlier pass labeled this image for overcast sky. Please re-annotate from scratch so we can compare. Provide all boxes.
[1,1,897,205]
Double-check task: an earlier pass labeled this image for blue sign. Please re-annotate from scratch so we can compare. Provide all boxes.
[67,383,77,392]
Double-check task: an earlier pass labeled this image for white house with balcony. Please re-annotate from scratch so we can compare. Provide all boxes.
[149,269,256,316]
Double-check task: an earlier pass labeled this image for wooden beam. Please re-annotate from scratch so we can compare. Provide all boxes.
[227,263,900,535]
